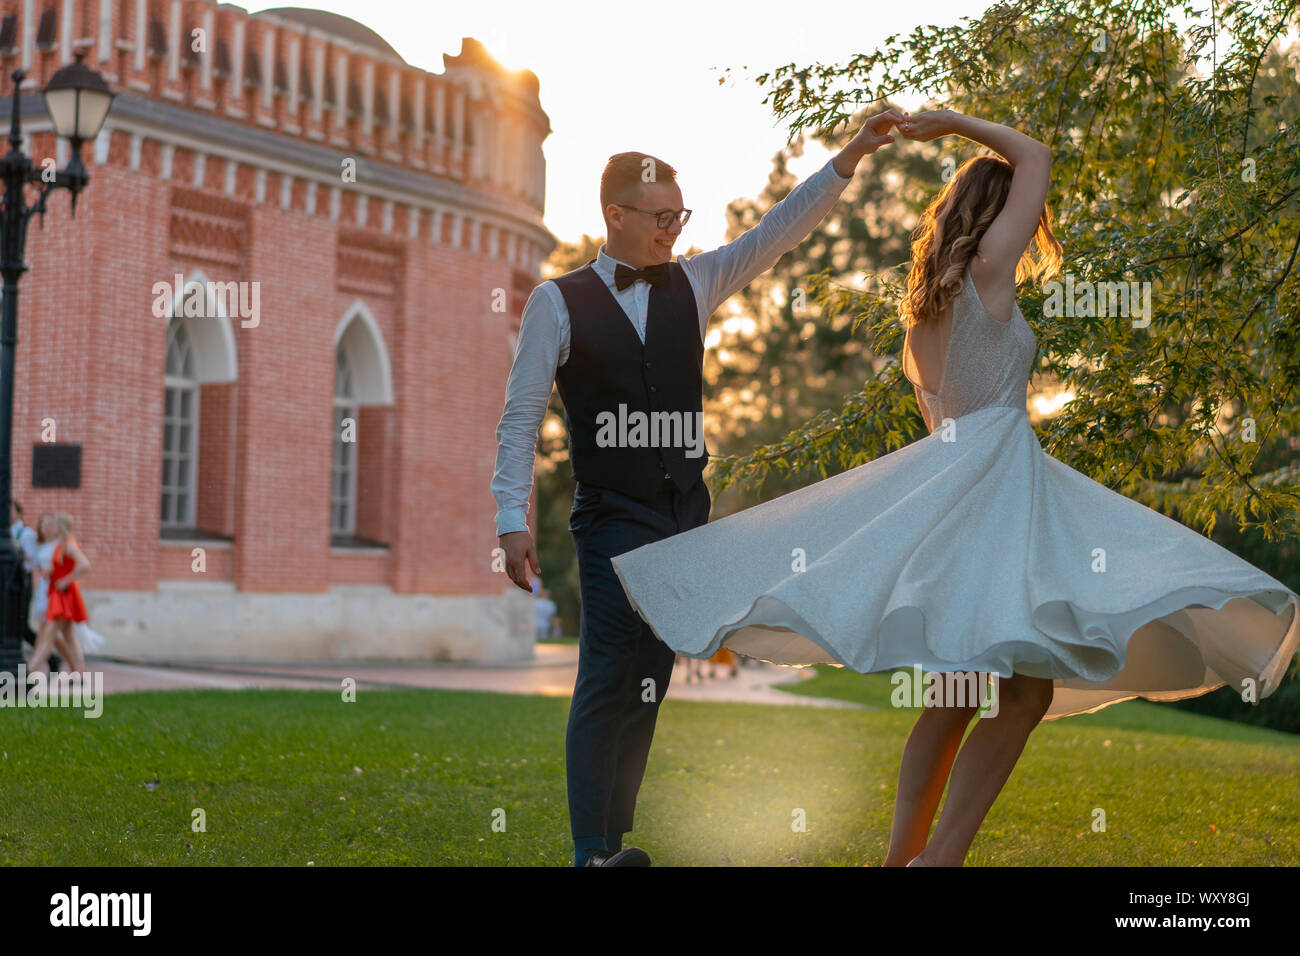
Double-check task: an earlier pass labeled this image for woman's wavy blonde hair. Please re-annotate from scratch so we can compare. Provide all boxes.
[901,155,1062,327]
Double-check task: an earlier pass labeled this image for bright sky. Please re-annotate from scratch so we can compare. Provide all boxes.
[239,1,978,249]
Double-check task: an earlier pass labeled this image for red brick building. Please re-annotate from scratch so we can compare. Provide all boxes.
[2,1,553,661]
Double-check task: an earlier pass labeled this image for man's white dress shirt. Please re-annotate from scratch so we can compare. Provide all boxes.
[492,158,853,536]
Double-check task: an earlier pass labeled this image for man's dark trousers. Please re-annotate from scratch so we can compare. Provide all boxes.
[565,472,710,852]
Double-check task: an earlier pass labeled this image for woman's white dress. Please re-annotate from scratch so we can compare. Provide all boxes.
[29,539,56,627]
[610,265,1299,720]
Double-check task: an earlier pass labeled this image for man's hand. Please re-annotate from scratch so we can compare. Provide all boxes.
[833,108,902,177]
[500,530,541,593]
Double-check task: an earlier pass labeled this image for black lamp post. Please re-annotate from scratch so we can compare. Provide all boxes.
[0,51,113,675]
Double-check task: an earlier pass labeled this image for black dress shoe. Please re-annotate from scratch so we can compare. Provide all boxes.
[584,847,651,866]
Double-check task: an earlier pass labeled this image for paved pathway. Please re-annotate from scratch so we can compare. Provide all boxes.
[72,644,864,709]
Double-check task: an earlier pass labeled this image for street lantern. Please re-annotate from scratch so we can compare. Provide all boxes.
[39,50,115,215]
[42,50,114,142]
[0,51,114,676]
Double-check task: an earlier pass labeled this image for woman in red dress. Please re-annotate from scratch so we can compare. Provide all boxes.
[26,512,89,676]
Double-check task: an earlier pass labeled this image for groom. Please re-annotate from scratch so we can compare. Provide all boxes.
[493,109,900,866]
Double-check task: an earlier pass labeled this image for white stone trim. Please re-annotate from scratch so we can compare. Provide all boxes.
[334,51,347,133]
[81,587,535,664]
[159,537,233,550]
[334,300,395,406]
[167,0,180,82]
[312,43,325,125]
[133,0,145,72]
[59,0,73,64]
[98,0,112,63]
[452,84,465,164]
[231,18,244,102]
[387,69,399,144]
[22,0,36,70]
[413,77,426,150]
[200,7,214,91]
[163,269,240,384]
[262,28,275,112]
[362,59,374,136]
[155,579,235,590]
[287,34,300,106]
[76,115,553,252]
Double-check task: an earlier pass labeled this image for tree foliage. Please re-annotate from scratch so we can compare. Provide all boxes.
[710,0,1300,544]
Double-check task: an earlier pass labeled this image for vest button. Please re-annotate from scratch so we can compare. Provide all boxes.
[644,361,652,368]
[650,385,657,393]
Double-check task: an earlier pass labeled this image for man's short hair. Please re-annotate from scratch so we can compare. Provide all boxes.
[600,152,678,219]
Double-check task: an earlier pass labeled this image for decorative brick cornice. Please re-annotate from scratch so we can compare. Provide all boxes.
[0,0,553,232]
[170,185,248,269]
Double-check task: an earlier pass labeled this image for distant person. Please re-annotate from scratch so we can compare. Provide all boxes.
[534,587,557,642]
[27,513,89,677]
[9,499,37,570]
[29,513,56,633]
[10,499,38,619]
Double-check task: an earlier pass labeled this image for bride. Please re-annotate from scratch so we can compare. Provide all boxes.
[610,108,1300,866]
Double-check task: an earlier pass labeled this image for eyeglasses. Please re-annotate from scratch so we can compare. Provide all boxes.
[615,204,692,229]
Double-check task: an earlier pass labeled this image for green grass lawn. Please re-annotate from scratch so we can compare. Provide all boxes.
[1,665,1295,866]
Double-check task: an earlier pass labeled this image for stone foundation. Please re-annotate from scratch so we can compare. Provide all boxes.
[81,584,536,665]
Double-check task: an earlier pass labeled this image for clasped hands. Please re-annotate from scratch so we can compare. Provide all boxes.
[846,107,954,155]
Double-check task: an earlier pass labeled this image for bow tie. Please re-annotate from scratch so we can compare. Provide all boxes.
[614,262,670,291]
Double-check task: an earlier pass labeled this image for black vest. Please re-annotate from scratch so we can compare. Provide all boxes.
[553,259,707,500]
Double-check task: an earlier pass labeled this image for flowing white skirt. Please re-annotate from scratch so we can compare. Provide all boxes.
[610,405,1300,720]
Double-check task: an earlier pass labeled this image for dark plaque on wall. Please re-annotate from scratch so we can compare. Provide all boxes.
[32,444,82,488]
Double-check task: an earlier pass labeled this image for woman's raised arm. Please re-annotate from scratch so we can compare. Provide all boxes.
[898,110,1052,283]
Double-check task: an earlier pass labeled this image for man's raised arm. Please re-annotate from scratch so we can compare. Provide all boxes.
[680,109,900,330]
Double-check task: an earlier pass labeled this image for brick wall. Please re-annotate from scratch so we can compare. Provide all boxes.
[2,0,554,607]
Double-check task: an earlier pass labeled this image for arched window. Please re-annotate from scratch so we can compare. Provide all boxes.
[331,301,395,546]
[331,346,358,535]
[162,317,198,529]
[157,271,238,537]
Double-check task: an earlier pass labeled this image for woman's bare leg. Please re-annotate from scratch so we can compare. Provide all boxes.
[883,694,979,866]
[912,673,1054,866]
[25,618,59,674]
[55,619,86,673]
[52,622,86,674]
[51,630,72,669]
